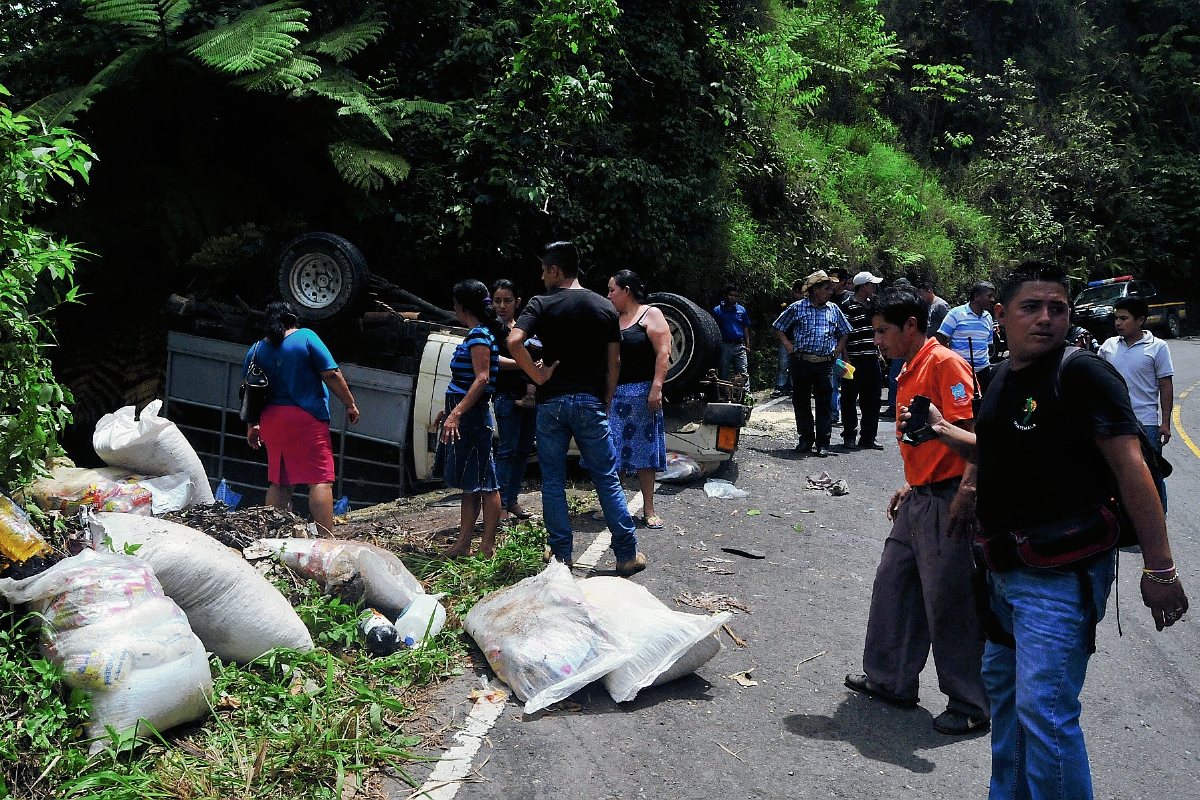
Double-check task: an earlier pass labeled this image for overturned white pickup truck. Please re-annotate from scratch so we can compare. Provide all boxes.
[164,233,750,511]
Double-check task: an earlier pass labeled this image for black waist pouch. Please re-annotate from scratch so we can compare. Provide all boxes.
[976,503,1121,572]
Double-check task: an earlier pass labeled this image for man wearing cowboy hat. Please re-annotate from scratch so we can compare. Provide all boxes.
[773,270,851,456]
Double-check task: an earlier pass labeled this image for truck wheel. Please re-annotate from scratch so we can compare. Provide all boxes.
[647,292,721,397]
[1166,313,1181,339]
[277,233,370,323]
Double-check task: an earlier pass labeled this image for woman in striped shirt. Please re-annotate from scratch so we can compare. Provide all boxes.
[437,279,503,558]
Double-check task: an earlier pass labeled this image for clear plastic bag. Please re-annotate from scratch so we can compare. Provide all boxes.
[655,452,702,483]
[0,549,212,750]
[578,576,729,702]
[463,562,634,714]
[703,478,750,499]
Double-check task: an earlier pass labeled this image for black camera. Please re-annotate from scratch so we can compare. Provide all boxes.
[901,394,938,445]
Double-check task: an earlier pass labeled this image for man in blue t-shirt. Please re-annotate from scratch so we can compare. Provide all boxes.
[713,285,752,387]
[936,281,996,390]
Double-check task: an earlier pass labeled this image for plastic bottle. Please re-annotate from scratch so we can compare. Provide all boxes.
[0,494,50,563]
[394,594,448,648]
[358,610,400,656]
[835,358,855,379]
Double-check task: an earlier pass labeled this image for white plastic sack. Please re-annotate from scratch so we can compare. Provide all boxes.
[578,576,729,703]
[90,514,313,662]
[0,549,212,749]
[655,452,702,483]
[463,561,634,714]
[260,538,425,618]
[93,400,215,505]
[703,478,749,499]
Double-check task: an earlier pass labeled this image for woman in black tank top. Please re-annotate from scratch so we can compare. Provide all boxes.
[605,270,671,529]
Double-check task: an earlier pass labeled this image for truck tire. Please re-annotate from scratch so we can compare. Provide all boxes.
[277,233,370,323]
[1166,312,1181,339]
[647,292,721,397]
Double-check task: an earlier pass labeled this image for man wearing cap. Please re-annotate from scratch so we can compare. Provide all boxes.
[712,284,752,388]
[936,281,997,392]
[839,271,885,449]
[509,241,647,577]
[773,270,851,457]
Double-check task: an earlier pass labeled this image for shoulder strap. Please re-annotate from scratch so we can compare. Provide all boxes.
[1051,345,1087,400]
[635,306,651,326]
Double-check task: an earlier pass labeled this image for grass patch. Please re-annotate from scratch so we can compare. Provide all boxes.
[0,517,547,799]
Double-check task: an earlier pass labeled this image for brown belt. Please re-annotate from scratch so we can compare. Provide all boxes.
[796,353,833,363]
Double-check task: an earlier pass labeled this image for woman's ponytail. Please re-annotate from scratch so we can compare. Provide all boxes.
[453,279,505,341]
[265,301,299,346]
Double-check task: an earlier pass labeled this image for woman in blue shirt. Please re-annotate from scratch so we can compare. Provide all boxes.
[436,280,503,558]
[245,301,360,536]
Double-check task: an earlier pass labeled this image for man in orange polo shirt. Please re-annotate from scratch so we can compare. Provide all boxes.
[845,286,989,736]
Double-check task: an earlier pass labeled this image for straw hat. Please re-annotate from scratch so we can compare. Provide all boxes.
[802,270,834,294]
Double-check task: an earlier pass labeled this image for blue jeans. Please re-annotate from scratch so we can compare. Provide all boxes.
[719,342,749,386]
[886,358,903,408]
[830,369,841,423]
[982,553,1115,800]
[494,391,537,510]
[1141,423,1167,514]
[536,394,638,563]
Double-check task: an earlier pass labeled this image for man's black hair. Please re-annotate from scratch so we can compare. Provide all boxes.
[1114,295,1149,321]
[997,261,1068,304]
[968,280,997,301]
[723,283,739,296]
[918,281,938,293]
[871,287,928,333]
[828,267,850,281]
[540,241,580,277]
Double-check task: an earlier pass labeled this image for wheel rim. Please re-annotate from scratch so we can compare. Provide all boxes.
[656,308,690,377]
[1169,315,1180,337]
[288,253,344,309]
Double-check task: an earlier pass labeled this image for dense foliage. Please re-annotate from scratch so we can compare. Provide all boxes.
[1,0,1198,436]
[0,86,91,489]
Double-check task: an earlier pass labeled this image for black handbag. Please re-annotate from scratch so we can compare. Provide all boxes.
[238,341,270,424]
[975,502,1121,572]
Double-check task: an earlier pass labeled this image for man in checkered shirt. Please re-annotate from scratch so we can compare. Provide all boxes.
[773,270,851,456]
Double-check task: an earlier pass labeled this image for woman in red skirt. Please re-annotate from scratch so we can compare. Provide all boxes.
[245,301,360,535]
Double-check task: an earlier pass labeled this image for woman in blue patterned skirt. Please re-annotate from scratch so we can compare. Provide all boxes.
[436,280,502,558]
[606,270,671,529]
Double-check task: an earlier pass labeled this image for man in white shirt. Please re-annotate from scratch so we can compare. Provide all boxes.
[1098,296,1173,511]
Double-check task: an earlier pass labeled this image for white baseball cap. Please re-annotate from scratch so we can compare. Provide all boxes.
[852,271,884,287]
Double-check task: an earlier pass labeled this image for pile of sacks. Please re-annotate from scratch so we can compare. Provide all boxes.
[464,562,730,713]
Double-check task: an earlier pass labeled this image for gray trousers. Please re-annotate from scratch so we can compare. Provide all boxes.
[862,482,989,718]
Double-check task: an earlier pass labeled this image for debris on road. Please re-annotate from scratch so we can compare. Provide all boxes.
[697,560,735,575]
[805,471,850,496]
[727,669,759,687]
[676,591,752,614]
[796,650,828,671]
[704,479,750,499]
[721,546,766,559]
[723,623,747,648]
[656,452,702,483]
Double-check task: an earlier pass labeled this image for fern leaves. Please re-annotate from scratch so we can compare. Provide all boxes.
[232,55,322,91]
[328,141,410,191]
[304,10,387,63]
[84,0,193,37]
[185,1,310,74]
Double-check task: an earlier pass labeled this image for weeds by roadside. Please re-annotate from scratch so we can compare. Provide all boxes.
[0,515,547,799]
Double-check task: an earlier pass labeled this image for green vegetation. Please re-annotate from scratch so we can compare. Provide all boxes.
[0,85,91,488]
[0,521,545,799]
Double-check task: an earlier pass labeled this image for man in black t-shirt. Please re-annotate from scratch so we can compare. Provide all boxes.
[838,270,885,449]
[509,242,646,576]
[917,262,1188,799]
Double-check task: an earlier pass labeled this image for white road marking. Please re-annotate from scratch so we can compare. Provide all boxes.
[409,693,506,800]
[574,489,644,574]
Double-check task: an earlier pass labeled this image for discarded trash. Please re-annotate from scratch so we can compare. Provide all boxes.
[578,576,730,703]
[722,623,747,648]
[90,514,314,662]
[721,547,766,560]
[333,495,351,515]
[696,561,735,575]
[215,479,242,509]
[0,493,50,564]
[704,479,750,499]
[93,400,215,505]
[675,591,752,614]
[469,675,508,703]
[728,669,759,687]
[359,610,401,656]
[656,452,702,483]
[746,509,761,516]
[463,561,634,714]
[394,593,448,647]
[805,471,850,495]
[261,538,425,618]
[0,549,212,751]
[793,524,804,532]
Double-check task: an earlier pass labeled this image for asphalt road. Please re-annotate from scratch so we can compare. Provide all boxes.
[439,338,1200,800]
